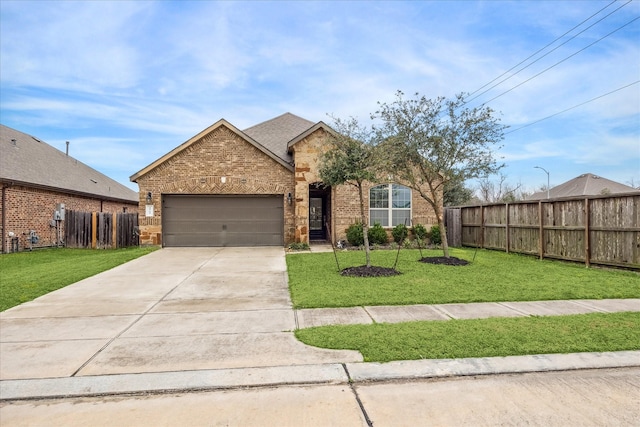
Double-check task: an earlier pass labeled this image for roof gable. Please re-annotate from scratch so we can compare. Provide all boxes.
[243,112,316,162]
[130,118,295,182]
[286,121,336,151]
[0,124,138,203]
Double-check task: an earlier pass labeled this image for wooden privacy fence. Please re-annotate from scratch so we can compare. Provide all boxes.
[65,210,139,249]
[445,193,639,269]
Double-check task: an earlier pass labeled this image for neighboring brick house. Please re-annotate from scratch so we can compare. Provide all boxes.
[0,124,139,252]
[130,113,439,247]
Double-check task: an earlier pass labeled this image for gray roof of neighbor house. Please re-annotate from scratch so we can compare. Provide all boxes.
[527,173,639,200]
[0,124,138,203]
[243,112,316,163]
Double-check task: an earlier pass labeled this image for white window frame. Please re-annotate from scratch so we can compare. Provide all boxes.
[369,183,412,227]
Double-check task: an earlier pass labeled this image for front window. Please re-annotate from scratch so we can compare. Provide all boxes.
[369,184,411,226]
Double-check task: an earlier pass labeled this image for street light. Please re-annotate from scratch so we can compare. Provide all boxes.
[534,166,550,199]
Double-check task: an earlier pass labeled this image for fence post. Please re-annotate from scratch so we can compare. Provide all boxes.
[112,213,117,249]
[584,198,590,268]
[91,212,97,249]
[538,201,543,260]
[505,203,510,253]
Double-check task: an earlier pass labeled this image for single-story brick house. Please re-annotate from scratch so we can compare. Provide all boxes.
[0,124,139,253]
[130,113,439,247]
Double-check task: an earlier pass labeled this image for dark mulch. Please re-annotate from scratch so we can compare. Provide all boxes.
[419,256,470,266]
[341,265,402,277]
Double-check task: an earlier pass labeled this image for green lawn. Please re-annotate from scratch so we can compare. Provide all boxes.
[295,312,640,362]
[0,247,158,311]
[286,248,640,308]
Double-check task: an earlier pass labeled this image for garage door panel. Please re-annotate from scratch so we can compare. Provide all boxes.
[163,195,284,247]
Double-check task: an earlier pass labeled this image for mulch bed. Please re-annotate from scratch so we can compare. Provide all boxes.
[419,256,469,266]
[341,265,402,277]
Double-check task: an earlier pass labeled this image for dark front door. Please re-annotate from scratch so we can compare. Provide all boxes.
[309,197,324,240]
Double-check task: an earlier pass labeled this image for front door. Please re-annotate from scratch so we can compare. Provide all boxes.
[309,197,325,240]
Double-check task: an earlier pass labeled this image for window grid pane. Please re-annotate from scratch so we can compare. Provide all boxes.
[370,209,388,227]
[369,185,389,209]
[392,210,411,227]
[392,184,411,208]
[369,184,411,228]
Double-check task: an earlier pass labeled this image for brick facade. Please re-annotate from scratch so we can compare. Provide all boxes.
[133,120,441,247]
[1,184,137,252]
[135,124,296,246]
[291,129,439,243]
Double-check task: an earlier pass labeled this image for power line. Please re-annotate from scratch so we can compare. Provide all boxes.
[481,15,640,106]
[468,0,624,98]
[505,80,640,135]
[466,0,633,105]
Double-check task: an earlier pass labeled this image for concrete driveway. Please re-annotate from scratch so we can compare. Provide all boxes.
[0,247,362,381]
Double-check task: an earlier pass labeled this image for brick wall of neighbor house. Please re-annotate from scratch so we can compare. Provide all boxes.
[134,124,296,246]
[291,128,439,244]
[0,184,137,253]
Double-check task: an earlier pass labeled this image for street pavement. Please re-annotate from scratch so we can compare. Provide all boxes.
[1,247,639,426]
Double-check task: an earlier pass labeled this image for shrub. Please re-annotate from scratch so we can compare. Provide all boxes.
[429,224,442,245]
[287,242,310,251]
[412,224,428,240]
[346,222,364,246]
[368,222,389,245]
[392,224,409,244]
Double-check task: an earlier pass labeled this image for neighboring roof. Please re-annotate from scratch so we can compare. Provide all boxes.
[130,118,299,182]
[528,173,639,200]
[1,124,138,203]
[243,112,315,163]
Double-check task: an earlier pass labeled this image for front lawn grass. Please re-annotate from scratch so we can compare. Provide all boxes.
[0,247,158,311]
[295,312,640,362]
[286,248,640,308]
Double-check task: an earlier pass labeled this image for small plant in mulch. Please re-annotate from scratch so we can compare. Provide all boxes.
[287,242,310,251]
[419,256,469,266]
[341,265,401,277]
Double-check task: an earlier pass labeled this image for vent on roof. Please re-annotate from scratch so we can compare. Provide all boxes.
[90,179,98,184]
[11,139,16,146]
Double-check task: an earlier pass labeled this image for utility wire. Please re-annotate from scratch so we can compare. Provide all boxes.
[505,80,640,134]
[468,0,623,98]
[481,15,640,106]
[466,0,633,105]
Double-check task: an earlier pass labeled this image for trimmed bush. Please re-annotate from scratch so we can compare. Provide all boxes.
[368,223,389,245]
[412,224,428,240]
[429,224,442,245]
[346,222,365,246]
[392,224,409,244]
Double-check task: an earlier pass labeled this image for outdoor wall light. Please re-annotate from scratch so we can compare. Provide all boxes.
[146,191,152,204]
[287,192,293,205]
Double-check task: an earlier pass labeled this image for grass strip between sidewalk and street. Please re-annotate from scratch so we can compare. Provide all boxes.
[0,247,158,311]
[286,248,640,308]
[295,312,640,362]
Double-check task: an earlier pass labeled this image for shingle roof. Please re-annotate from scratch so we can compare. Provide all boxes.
[243,112,316,163]
[1,124,138,203]
[528,173,639,200]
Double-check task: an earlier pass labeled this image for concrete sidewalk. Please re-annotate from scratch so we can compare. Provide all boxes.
[1,247,639,403]
[296,299,640,327]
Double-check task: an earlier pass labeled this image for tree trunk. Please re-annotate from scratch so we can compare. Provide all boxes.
[438,215,449,258]
[358,184,371,267]
[433,203,450,258]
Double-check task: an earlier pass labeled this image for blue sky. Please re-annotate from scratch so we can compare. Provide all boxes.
[1,0,638,192]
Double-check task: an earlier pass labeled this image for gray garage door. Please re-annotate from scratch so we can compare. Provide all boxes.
[162,195,284,247]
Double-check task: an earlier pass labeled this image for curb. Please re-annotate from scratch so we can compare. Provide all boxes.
[2,351,639,401]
